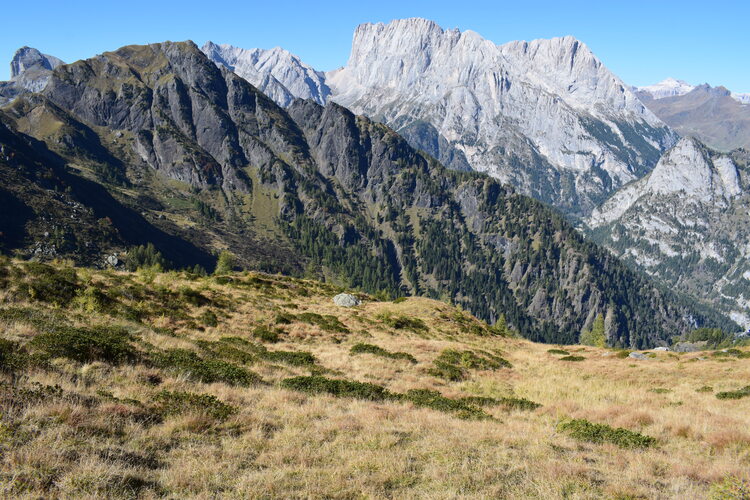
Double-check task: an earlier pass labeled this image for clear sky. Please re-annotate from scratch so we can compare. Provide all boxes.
[1,0,748,92]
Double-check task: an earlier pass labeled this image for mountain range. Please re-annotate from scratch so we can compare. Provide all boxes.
[203,19,676,217]
[636,79,750,151]
[0,38,734,347]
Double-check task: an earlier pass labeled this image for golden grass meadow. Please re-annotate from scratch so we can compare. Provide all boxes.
[0,257,749,499]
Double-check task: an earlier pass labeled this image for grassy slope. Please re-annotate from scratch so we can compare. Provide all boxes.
[0,259,749,499]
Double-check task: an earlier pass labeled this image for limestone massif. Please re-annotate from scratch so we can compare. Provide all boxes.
[204,18,676,216]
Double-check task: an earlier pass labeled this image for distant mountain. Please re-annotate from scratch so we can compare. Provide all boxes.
[0,40,727,346]
[204,18,676,217]
[0,47,64,104]
[588,137,750,326]
[201,41,330,107]
[637,78,695,99]
[636,82,750,151]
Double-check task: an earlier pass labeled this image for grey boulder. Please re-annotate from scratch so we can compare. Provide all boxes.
[333,293,361,307]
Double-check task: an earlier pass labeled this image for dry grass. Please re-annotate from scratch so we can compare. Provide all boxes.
[0,259,749,498]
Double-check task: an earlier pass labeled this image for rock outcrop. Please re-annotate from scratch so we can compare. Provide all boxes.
[0,47,64,105]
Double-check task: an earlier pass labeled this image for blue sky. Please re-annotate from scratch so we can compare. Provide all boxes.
[1,0,748,92]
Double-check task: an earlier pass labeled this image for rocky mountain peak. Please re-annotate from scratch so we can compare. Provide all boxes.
[201,41,330,107]
[10,46,64,78]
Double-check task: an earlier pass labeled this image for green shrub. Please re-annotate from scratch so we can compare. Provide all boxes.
[498,396,542,411]
[29,325,137,364]
[194,340,256,365]
[403,389,489,420]
[280,375,394,401]
[716,386,750,400]
[350,343,417,363]
[266,350,316,367]
[428,360,466,381]
[547,349,570,355]
[712,349,750,359]
[252,326,280,343]
[152,390,237,421]
[200,310,219,328]
[151,349,261,386]
[458,395,541,411]
[615,350,631,358]
[559,355,585,362]
[217,337,316,366]
[378,313,428,333]
[296,312,349,333]
[710,477,750,500]
[440,349,511,370]
[274,312,295,325]
[557,418,656,448]
[696,386,714,393]
[649,388,671,394]
[0,339,27,373]
[178,287,210,307]
[392,297,407,304]
[18,262,80,306]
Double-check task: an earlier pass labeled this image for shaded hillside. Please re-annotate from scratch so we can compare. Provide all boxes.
[0,41,734,345]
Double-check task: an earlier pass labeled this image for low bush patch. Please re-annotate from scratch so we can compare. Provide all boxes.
[557,418,656,448]
[252,326,281,343]
[280,375,394,401]
[559,355,585,362]
[547,349,569,355]
[350,343,417,363]
[151,349,261,386]
[218,337,316,366]
[403,389,489,420]
[0,339,27,373]
[15,262,80,306]
[30,325,137,364]
[716,386,750,400]
[152,390,237,421]
[378,313,428,333]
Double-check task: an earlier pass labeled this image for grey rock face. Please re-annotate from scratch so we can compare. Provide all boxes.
[628,352,648,360]
[10,47,64,79]
[0,47,65,105]
[588,137,750,327]
[202,42,331,107]
[333,293,361,307]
